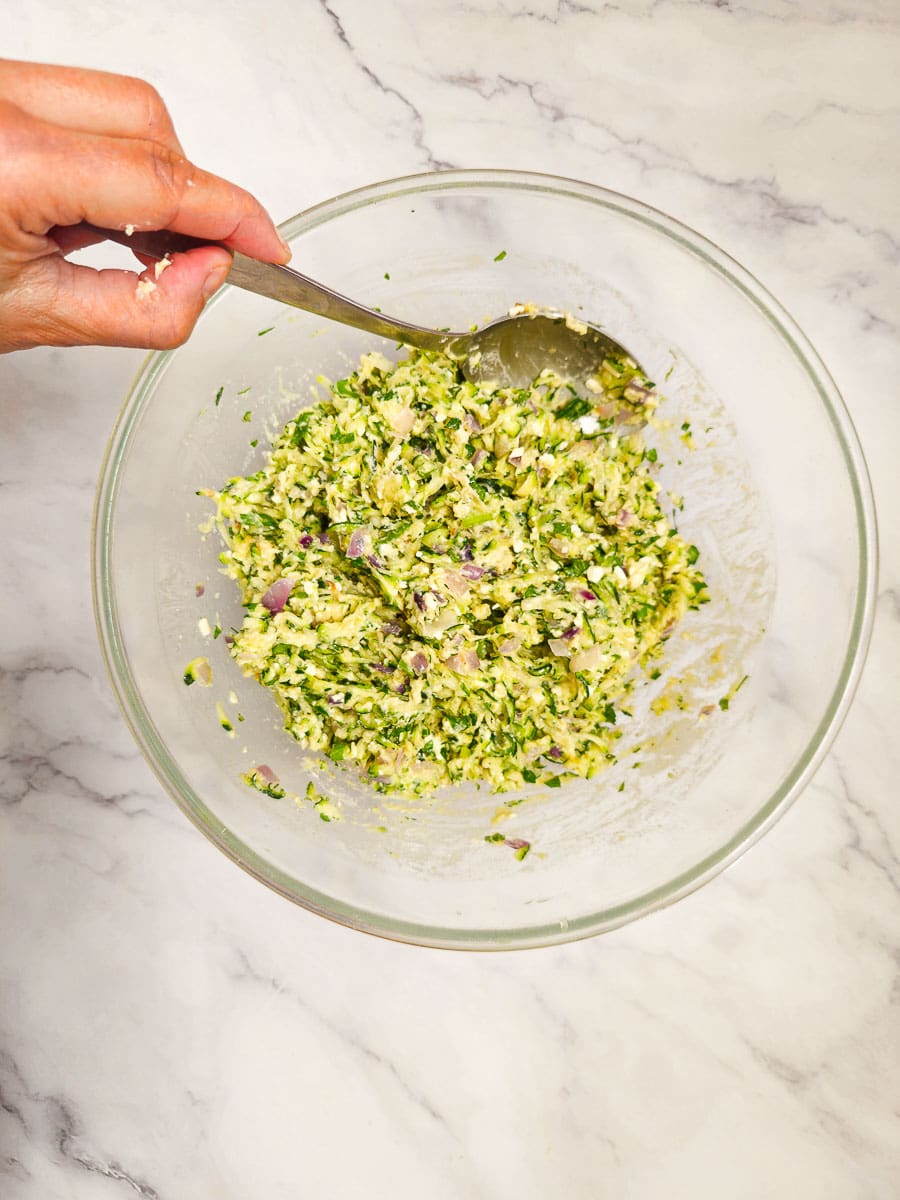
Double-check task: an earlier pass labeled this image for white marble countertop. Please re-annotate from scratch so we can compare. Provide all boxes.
[2,3,899,1197]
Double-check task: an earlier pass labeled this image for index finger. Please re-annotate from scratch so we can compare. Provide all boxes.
[10,112,291,264]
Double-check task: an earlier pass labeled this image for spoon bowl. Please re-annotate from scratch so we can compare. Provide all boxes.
[449,308,640,388]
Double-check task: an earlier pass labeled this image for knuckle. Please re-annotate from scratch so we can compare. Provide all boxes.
[128,76,175,141]
[146,142,192,218]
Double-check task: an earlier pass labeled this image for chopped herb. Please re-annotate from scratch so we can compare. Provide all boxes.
[214,386,223,407]
[242,411,252,422]
[493,250,507,262]
[556,395,593,422]
[257,327,274,337]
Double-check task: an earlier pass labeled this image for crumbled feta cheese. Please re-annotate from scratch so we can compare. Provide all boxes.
[578,414,601,435]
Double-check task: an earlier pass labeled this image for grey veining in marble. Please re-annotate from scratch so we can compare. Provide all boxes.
[2,2,899,1197]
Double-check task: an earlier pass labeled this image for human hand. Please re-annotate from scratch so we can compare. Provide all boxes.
[0,59,290,353]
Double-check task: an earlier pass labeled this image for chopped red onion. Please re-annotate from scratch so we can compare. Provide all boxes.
[459,542,474,562]
[371,662,392,674]
[346,528,367,559]
[547,746,564,761]
[443,570,471,599]
[381,620,403,635]
[459,563,485,581]
[464,412,482,433]
[504,838,530,851]
[562,624,580,640]
[579,589,597,602]
[410,652,428,675]
[413,591,427,612]
[498,637,520,656]
[299,534,314,548]
[624,380,654,403]
[318,530,331,545]
[548,638,571,657]
[366,553,385,570]
[255,764,279,785]
[261,577,293,614]
[444,649,480,674]
[194,582,205,597]
[615,508,635,528]
[471,449,487,469]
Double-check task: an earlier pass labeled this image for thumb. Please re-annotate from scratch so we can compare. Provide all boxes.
[18,244,233,350]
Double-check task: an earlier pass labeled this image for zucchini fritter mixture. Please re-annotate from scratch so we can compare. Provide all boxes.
[204,347,707,795]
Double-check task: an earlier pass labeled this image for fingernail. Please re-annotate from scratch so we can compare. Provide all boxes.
[278,237,292,263]
[202,262,231,301]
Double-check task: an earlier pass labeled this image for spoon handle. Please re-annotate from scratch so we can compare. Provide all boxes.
[76,223,457,350]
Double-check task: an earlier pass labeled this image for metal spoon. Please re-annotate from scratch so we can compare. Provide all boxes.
[81,224,640,388]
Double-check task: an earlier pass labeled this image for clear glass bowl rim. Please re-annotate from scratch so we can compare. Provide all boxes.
[92,168,878,950]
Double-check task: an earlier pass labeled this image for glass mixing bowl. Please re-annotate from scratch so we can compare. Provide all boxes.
[93,170,876,949]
